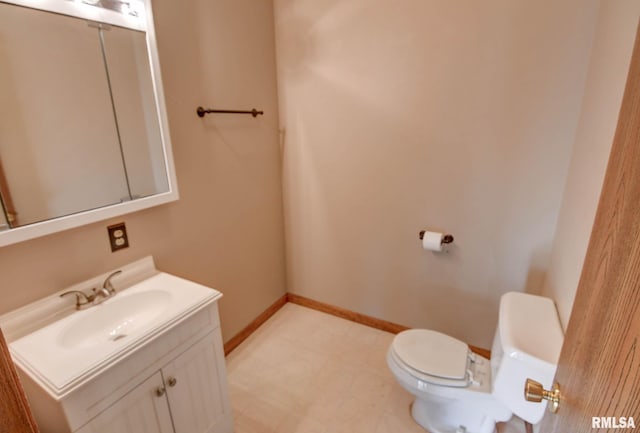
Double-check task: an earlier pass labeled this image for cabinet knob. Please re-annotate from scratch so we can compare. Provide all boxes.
[167,377,177,387]
[155,386,166,397]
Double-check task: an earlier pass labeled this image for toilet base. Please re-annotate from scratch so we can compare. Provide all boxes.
[410,398,497,433]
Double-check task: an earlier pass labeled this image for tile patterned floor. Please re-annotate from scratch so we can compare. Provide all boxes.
[226,303,526,433]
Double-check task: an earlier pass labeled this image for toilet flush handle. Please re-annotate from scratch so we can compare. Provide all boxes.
[524,378,561,413]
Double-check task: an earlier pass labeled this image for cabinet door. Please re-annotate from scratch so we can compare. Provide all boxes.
[75,372,174,433]
[163,331,233,433]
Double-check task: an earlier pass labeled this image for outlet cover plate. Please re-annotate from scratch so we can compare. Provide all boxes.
[107,222,129,252]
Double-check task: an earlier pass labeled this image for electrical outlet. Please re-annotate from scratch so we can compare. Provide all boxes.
[107,222,129,252]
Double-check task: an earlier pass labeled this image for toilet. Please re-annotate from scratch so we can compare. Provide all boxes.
[387,292,564,433]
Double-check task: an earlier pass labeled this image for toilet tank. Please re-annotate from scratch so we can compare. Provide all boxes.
[490,292,564,424]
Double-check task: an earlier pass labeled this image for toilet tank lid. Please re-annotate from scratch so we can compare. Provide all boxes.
[499,292,564,367]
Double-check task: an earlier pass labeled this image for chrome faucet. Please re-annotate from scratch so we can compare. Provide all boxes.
[60,287,111,310]
[59,269,122,310]
[103,270,122,295]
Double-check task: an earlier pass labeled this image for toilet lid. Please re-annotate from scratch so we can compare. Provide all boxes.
[392,329,469,380]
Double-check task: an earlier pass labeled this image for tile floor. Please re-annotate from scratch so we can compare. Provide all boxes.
[226,303,526,433]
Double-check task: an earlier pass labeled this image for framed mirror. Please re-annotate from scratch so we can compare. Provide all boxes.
[0,0,177,247]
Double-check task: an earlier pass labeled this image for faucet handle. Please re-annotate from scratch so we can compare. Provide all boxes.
[60,290,90,310]
[103,270,122,294]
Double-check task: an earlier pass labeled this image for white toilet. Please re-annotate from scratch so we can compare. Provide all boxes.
[387,292,564,433]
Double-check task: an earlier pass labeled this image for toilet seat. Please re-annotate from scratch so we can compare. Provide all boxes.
[391,329,471,388]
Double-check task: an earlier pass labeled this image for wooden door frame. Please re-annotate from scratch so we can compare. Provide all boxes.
[0,329,39,433]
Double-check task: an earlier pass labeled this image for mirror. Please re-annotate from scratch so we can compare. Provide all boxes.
[0,0,177,246]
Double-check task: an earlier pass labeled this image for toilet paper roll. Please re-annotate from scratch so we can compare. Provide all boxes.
[421,231,444,252]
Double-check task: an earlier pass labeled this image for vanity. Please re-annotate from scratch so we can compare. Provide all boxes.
[0,257,234,433]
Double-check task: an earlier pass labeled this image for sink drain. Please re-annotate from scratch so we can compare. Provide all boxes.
[110,334,127,342]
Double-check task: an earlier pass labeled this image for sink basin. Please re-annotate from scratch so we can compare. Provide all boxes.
[7,270,221,396]
[57,290,171,349]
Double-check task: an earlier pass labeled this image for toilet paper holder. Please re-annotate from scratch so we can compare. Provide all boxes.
[419,231,454,245]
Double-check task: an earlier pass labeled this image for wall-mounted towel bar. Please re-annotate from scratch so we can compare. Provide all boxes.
[196,106,264,118]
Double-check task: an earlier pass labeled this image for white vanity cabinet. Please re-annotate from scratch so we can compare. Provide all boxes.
[76,331,230,433]
[0,258,234,433]
[162,333,228,433]
[74,372,174,433]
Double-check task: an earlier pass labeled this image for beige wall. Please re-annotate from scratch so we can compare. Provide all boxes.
[2,0,634,352]
[0,0,286,343]
[275,0,600,348]
[542,1,640,329]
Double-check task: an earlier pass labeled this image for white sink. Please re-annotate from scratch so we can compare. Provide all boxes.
[8,269,221,397]
[57,290,172,349]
